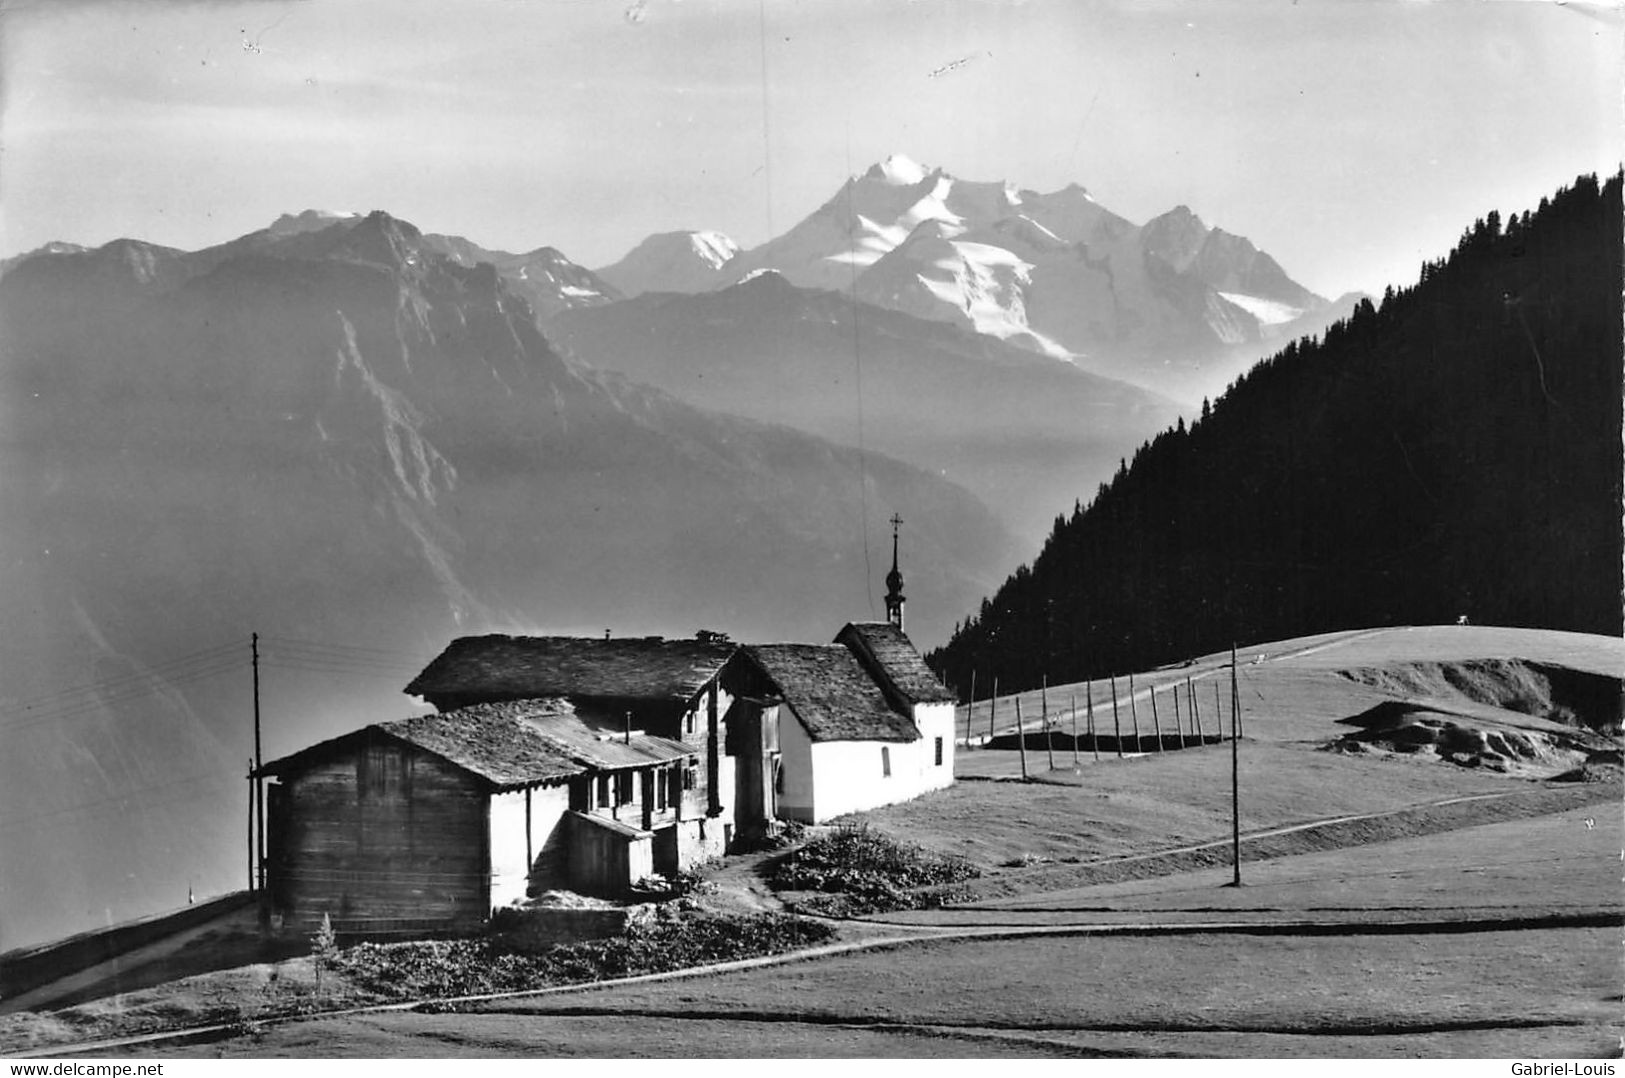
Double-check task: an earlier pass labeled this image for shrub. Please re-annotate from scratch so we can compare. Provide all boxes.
[769,822,979,916]
[329,912,832,1002]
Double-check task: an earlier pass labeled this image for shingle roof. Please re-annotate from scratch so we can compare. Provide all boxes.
[256,698,695,790]
[255,699,583,789]
[526,711,693,770]
[745,644,920,743]
[837,622,957,705]
[404,634,734,705]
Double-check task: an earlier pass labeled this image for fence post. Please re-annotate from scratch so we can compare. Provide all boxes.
[1070,693,1080,767]
[1215,681,1225,740]
[1172,678,1184,748]
[967,669,976,744]
[990,677,999,740]
[1042,676,1055,772]
[1087,676,1099,762]
[1128,671,1142,753]
[1110,674,1123,759]
[1015,696,1029,780]
[1189,676,1201,742]
[1150,683,1165,752]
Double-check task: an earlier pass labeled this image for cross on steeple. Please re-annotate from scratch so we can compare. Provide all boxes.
[885,513,906,631]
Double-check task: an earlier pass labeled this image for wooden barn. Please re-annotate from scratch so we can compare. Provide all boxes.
[255,698,700,936]
[722,622,957,823]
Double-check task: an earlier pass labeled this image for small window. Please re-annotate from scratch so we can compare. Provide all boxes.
[656,769,668,811]
[596,775,610,808]
[934,737,944,767]
[881,745,891,778]
[685,710,696,736]
[683,763,697,791]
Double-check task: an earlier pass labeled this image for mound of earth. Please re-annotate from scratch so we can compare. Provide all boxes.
[1330,700,1613,776]
[1336,659,1621,732]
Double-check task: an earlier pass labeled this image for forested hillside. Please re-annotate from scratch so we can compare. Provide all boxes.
[930,173,1623,695]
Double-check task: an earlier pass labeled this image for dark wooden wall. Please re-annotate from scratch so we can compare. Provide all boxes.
[267,737,489,936]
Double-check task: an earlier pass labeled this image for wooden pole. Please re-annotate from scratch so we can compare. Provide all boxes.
[1189,676,1202,742]
[1230,644,1242,887]
[1172,679,1184,747]
[1015,696,1029,780]
[1042,676,1055,772]
[967,669,977,744]
[1150,683,1164,752]
[1128,672,1142,753]
[1110,674,1123,758]
[1215,681,1224,739]
[1087,677,1099,762]
[1070,693,1080,767]
[990,677,998,740]
[247,757,255,892]
[252,632,263,892]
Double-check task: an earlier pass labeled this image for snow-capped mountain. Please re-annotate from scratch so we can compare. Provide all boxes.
[603,155,1354,402]
[595,230,740,296]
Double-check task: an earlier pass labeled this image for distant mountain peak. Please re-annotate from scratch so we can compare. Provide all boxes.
[864,154,931,186]
[267,209,363,237]
[733,267,789,288]
[594,230,741,297]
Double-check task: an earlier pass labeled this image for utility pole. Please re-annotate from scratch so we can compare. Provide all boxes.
[252,632,263,892]
[1229,644,1241,887]
[247,757,255,892]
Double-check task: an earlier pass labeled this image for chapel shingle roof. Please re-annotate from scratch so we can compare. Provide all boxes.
[744,643,920,743]
[837,622,957,705]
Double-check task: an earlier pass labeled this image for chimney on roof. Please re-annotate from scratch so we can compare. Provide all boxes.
[885,512,906,632]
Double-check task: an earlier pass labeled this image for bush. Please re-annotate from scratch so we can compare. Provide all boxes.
[769,822,979,916]
[330,911,832,1002]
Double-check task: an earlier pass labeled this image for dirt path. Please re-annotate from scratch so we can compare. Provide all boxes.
[696,849,789,915]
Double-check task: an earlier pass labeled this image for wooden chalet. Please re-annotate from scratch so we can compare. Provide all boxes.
[404,634,744,860]
[255,698,700,936]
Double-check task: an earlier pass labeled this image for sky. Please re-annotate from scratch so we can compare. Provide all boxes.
[0,0,1620,300]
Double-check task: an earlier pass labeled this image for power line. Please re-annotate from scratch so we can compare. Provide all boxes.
[0,770,236,835]
[0,655,244,735]
[0,641,240,722]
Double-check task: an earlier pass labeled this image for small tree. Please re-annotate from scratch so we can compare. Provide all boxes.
[311,912,338,994]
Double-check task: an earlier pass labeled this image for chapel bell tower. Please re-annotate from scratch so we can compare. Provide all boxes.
[884,513,905,632]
